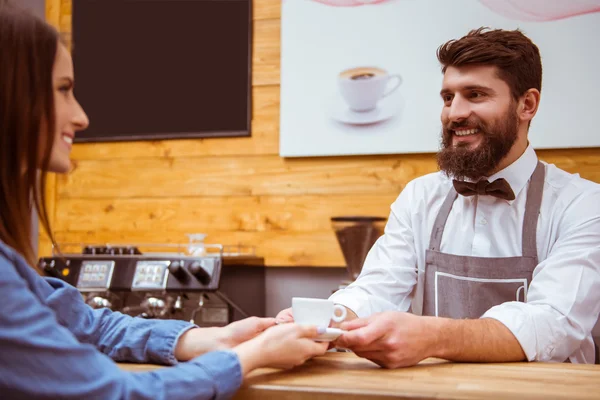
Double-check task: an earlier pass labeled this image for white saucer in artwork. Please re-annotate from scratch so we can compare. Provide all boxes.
[314,327,345,342]
[330,95,403,125]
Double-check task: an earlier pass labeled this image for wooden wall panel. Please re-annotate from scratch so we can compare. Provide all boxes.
[253,19,280,86]
[42,0,600,267]
[59,155,437,198]
[54,195,398,232]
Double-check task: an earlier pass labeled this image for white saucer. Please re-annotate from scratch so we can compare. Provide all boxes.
[315,328,345,342]
[329,94,404,125]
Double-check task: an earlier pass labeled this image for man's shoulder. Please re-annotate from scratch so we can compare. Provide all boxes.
[391,171,452,210]
[403,171,452,194]
[543,161,600,214]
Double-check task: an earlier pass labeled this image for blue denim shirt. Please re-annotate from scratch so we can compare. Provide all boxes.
[0,241,243,399]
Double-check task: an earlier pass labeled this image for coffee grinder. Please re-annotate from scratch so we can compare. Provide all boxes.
[331,216,387,289]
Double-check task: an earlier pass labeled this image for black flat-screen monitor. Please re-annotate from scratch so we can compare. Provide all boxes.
[72,0,252,142]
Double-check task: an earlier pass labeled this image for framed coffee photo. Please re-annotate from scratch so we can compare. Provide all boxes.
[279,0,600,157]
[72,0,253,143]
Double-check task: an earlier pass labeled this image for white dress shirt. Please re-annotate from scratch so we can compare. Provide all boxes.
[330,145,600,363]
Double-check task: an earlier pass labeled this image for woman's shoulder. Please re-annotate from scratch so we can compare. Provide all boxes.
[0,240,19,264]
[0,240,39,284]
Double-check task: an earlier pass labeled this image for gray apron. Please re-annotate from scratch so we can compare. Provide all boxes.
[422,161,544,319]
[413,161,598,363]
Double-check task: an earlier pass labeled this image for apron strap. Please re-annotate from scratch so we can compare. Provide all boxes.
[428,186,458,251]
[416,186,456,315]
[521,161,545,259]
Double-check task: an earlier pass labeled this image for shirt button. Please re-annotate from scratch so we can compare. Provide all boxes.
[480,218,487,225]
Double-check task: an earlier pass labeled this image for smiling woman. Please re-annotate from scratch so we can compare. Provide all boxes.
[0,1,329,398]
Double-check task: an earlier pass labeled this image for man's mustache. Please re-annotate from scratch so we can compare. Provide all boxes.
[446,119,483,131]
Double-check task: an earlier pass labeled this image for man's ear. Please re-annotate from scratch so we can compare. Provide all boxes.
[519,88,541,124]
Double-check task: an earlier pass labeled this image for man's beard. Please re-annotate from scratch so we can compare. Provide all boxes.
[436,103,519,181]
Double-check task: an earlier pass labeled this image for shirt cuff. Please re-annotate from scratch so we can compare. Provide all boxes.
[329,289,371,319]
[160,350,243,400]
[481,302,562,362]
[190,350,243,399]
[156,320,199,365]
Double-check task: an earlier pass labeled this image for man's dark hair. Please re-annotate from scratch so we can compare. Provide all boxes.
[437,27,542,100]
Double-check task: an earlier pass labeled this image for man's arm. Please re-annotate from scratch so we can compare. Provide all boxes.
[480,188,600,362]
[432,317,525,362]
[336,312,524,368]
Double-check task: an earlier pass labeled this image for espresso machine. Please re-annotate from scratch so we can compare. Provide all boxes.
[38,236,265,327]
[331,216,387,289]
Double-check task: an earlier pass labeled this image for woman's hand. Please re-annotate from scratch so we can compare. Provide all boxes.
[275,307,294,323]
[233,323,329,375]
[174,317,276,361]
[219,317,277,348]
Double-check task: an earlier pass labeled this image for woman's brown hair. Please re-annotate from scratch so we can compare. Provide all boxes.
[0,0,59,266]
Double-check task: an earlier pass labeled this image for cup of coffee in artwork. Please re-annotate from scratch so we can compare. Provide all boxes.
[292,297,347,326]
[338,66,402,112]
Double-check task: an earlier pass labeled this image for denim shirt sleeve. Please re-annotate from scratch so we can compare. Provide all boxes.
[0,246,243,400]
[41,276,194,365]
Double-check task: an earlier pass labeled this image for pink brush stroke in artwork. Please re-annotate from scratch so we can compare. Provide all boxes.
[478,0,600,22]
[305,0,600,22]
[309,0,389,6]
[305,0,600,21]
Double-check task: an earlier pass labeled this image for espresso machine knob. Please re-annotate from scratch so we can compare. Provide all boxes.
[141,296,167,318]
[168,261,190,282]
[87,295,112,310]
[189,261,211,284]
[39,259,60,278]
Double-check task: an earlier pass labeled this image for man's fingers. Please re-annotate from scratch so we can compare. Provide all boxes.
[340,317,369,331]
[353,350,390,368]
[310,341,330,354]
[335,322,386,349]
[348,342,390,352]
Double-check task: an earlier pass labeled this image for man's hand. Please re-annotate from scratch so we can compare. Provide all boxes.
[333,311,438,368]
[333,311,526,368]
[175,317,276,361]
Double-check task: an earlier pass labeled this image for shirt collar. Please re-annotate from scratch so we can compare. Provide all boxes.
[486,143,538,203]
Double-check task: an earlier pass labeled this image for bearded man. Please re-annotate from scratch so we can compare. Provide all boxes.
[278,27,600,367]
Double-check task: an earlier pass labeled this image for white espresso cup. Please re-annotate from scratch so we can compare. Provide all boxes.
[338,66,402,112]
[292,297,347,326]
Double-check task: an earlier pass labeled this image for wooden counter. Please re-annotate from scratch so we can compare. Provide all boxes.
[120,352,600,399]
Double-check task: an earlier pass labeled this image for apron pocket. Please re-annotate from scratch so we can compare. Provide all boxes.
[434,271,528,319]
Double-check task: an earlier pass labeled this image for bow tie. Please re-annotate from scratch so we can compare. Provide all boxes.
[452,178,516,201]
